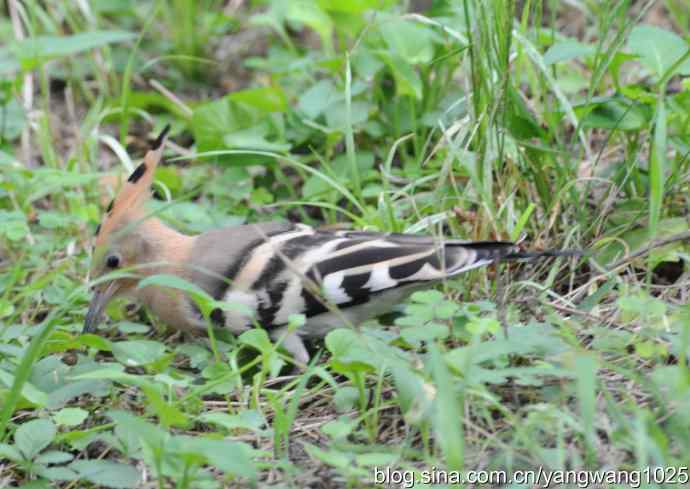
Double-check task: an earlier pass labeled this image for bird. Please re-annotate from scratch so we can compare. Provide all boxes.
[84,125,580,364]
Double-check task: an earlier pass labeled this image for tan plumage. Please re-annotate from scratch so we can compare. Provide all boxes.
[85,127,580,364]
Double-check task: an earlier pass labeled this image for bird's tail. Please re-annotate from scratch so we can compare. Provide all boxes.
[504,248,585,260]
[455,240,584,263]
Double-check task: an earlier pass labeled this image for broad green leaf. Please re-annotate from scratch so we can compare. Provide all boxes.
[627,24,690,78]
[302,152,374,198]
[200,410,268,434]
[506,85,544,139]
[228,86,287,113]
[379,19,436,64]
[224,126,290,152]
[596,216,689,267]
[53,407,88,427]
[458,364,572,386]
[352,47,385,79]
[378,53,423,99]
[137,273,208,299]
[608,52,638,88]
[333,386,359,412]
[324,100,371,130]
[107,410,168,448]
[13,31,135,70]
[248,5,290,45]
[69,364,126,380]
[297,79,341,119]
[400,323,448,346]
[579,98,648,131]
[635,340,665,359]
[0,442,22,462]
[0,47,20,74]
[325,329,378,373]
[410,290,444,304]
[445,322,572,386]
[447,322,569,367]
[47,380,111,410]
[115,322,150,335]
[286,2,334,53]
[192,87,288,165]
[15,481,52,489]
[618,291,667,325]
[429,345,463,471]
[192,98,236,157]
[175,436,258,480]
[141,384,189,428]
[35,450,74,465]
[465,317,501,336]
[112,423,143,457]
[121,90,189,119]
[318,0,394,14]
[153,166,182,196]
[70,460,141,489]
[0,98,26,140]
[35,465,78,481]
[177,344,211,368]
[321,417,354,440]
[111,340,167,367]
[37,210,77,230]
[150,201,220,235]
[238,329,273,353]
[304,443,352,469]
[27,356,110,409]
[355,452,399,466]
[15,419,56,460]
[543,40,594,65]
[325,328,358,358]
[650,365,689,403]
[389,366,433,424]
[0,210,29,241]
[0,369,48,406]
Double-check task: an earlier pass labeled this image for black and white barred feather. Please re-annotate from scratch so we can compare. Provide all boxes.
[186,222,577,339]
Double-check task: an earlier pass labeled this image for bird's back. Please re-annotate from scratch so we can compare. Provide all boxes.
[186,222,518,336]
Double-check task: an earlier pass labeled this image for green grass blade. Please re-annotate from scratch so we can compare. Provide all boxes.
[429,344,464,471]
[575,353,598,467]
[649,94,666,238]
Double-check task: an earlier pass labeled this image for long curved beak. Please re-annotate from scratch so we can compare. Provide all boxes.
[83,281,120,334]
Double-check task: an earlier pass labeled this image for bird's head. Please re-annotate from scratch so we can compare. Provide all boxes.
[84,126,170,334]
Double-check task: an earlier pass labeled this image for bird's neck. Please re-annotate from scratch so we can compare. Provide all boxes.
[142,217,197,274]
[134,218,199,329]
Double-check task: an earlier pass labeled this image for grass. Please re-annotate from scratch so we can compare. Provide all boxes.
[1,0,690,487]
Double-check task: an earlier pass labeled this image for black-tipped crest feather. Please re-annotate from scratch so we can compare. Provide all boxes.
[152,124,171,150]
[127,163,147,183]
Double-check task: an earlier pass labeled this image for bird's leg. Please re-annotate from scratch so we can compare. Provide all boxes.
[270,326,310,367]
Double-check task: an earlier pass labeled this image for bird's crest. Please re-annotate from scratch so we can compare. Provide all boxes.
[95,125,170,247]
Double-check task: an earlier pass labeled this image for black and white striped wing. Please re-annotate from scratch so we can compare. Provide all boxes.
[294,230,516,318]
[194,224,517,331]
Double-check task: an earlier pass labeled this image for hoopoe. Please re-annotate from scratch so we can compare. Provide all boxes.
[84,126,579,364]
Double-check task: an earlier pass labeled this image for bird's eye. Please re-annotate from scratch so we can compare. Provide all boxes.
[106,255,120,268]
